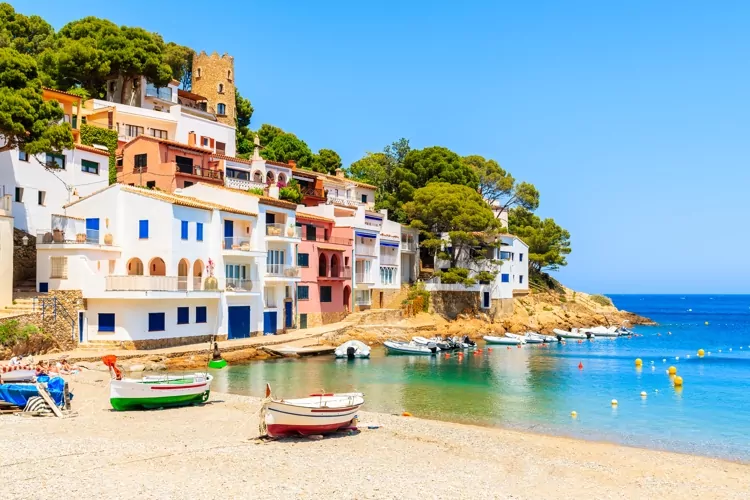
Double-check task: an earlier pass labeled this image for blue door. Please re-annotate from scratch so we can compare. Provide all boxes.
[85,218,100,243]
[285,301,293,328]
[78,312,84,343]
[224,219,233,248]
[263,311,277,335]
[483,291,490,309]
[228,306,250,339]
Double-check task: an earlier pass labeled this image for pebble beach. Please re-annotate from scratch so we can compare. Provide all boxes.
[0,370,747,499]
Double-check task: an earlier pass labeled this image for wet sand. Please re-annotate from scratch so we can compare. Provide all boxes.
[0,370,747,499]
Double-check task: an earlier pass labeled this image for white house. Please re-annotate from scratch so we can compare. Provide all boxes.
[0,144,110,235]
[35,184,268,347]
[0,192,13,308]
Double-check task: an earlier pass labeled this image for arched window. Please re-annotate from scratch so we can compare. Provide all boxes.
[318,253,328,277]
[330,254,340,277]
[177,258,190,291]
[217,103,226,115]
[253,170,263,183]
[227,69,232,80]
[218,83,224,94]
[266,171,275,185]
[148,257,166,276]
[127,258,144,276]
[277,173,287,186]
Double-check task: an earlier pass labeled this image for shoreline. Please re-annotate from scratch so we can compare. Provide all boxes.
[0,370,747,499]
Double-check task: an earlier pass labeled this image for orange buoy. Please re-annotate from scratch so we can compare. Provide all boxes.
[516,344,522,349]
[578,362,583,370]
[507,346,511,350]
[445,353,451,358]
[488,348,493,352]
[402,412,412,417]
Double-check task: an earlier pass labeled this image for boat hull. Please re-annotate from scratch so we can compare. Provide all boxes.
[483,335,522,345]
[0,369,35,383]
[109,374,212,411]
[384,341,438,355]
[334,340,371,359]
[264,396,364,437]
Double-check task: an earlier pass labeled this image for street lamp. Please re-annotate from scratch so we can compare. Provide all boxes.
[21,235,28,246]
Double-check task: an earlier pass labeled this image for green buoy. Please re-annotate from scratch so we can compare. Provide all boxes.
[208,359,227,369]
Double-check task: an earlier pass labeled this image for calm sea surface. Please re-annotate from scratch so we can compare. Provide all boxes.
[212,295,750,461]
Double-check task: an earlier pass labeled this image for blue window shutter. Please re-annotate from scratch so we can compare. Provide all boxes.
[361,194,367,203]
[181,220,188,240]
[298,286,309,300]
[196,306,207,323]
[501,274,510,283]
[139,220,149,239]
[196,222,203,241]
[520,253,524,262]
[148,312,165,332]
[99,313,115,332]
[177,307,189,324]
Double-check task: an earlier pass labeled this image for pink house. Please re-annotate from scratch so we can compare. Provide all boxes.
[296,213,353,328]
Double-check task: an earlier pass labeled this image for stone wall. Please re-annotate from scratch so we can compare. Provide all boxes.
[300,311,348,329]
[13,228,36,286]
[371,288,403,309]
[85,334,228,351]
[429,291,514,321]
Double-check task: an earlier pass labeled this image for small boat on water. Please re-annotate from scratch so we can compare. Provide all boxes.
[483,335,523,345]
[454,335,477,348]
[103,355,212,411]
[384,340,440,355]
[335,340,371,359]
[505,332,544,344]
[553,328,593,340]
[412,336,456,351]
[527,332,559,343]
[581,326,619,338]
[261,384,364,438]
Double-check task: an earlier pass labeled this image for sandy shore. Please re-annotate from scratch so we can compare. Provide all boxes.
[0,370,747,499]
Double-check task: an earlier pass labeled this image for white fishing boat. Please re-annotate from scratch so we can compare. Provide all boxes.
[527,332,559,343]
[483,335,523,345]
[505,332,544,344]
[334,340,371,359]
[103,355,212,411]
[0,366,35,383]
[553,328,593,340]
[581,326,619,338]
[384,340,440,355]
[412,336,455,350]
[261,384,364,438]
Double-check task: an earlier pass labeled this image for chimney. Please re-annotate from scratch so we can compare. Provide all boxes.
[252,134,261,161]
[335,168,345,178]
[288,160,297,168]
[188,132,196,146]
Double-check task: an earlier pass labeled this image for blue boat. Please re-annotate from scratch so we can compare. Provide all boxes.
[0,377,69,408]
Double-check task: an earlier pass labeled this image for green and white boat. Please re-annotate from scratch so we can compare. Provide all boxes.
[103,355,213,411]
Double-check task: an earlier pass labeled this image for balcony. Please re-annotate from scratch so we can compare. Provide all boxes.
[175,163,224,181]
[379,253,399,266]
[319,267,352,280]
[355,243,377,257]
[226,177,266,192]
[36,228,118,249]
[266,223,302,239]
[106,276,186,292]
[145,84,174,102]
[224,278,256,293]
[223,236,255,252]
[401,241,417,252]
[326,195,363,207]
[355,272,375,284]
[266,264,301,278]
[301,186,325,198]
[302,232,352,246]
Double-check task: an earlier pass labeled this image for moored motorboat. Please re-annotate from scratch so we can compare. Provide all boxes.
[103,355,212,411]
[527,332,559,343]
[412,336,455,351]
[553,328,593,340]
[261,384,364,438]
[483,335,523,345]
[335,340,371,359]
[581,326,619,338]
[384,340,440,355]
[505,332,544,344]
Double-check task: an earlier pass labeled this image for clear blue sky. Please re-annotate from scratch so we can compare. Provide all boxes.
[14,0,750,294]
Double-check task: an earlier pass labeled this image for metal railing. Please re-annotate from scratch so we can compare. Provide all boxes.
[401,241,417,252]
[355,272,374,284]
[265,264,301,277]
[175,164,224,181]
[355,244,377,257]
[266,223,302,238]
[225,278,255,292]
[33,297,76,342]
[223,236,254,251]
[379,253,399,265]
[355,295,372,306]
[145,84,173,102]
[36,229,106,245]
[301,186,325,198]
[320,266,352,279]
[302,232,352,245]
[326,195,364,207]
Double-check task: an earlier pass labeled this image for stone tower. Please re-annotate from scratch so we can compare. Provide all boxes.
[191,51,236,127]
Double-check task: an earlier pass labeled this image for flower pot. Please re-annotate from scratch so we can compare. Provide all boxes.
[204,276,218,290]
[104,233,113,245]
[43,232,53,244]
[286,226,295,237]
[76,233,86,243]
[52,230,64,243]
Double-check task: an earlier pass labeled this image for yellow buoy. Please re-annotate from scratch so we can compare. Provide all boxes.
[668,366,677,375]
[611,399,618,406]
[635,358,643,367]
[705,321,709,326]
[697,349,705,357]
[673,376,683,387]
[570,411,577,418]
[640,391,647,397]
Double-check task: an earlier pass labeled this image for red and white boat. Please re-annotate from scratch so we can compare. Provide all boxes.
[0,365,36,383]
[261,384,364,438]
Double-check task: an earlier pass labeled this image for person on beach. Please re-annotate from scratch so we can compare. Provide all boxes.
[9,355,21,366]
[59,360,77,375]
[35,361,48,376]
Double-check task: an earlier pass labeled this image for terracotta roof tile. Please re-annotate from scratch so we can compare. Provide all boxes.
[42,87,83,100]
[122,135,214,154]
[265,160,293,168]
[212,153,254,166]
[296,212,334,223]
[74,144,111,157]
[121,185,257,217]
[193,182,298,210]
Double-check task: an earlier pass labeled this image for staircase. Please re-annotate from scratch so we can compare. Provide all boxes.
[13,278,38,297]
[0,296,38,320]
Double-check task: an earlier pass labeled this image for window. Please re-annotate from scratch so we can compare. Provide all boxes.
[134,153,147,168]
[196,306,207,324]
[181,220,188,240]
[18,150,28,162]
[320,286,332,303]
[217,103,226,115]
[298,285,309,300]
[355,289,371,305]
[227,69,232,80]
[38,191,45,206]
[146,181,156,189]
[148,312,165,332]
[196,222,203,241]
[196,68,201,78]
[98,313,115,332]
[297,253,309,267]
[264,287,277,308]
[519,253,524,262]
[124,124,144,137]
[380,266,396,285]
[519,275,524,284]
[117,157,123,167]
[216,141,226,154]
[50,257,68,279]
[139,220,149,239]
[218,83,224,94]
[177,307,189,325]
[45,153,65,169]
[501,274,510,283]
[500,251,512,260]
[183,181,194,188]
[361,194,368,203]
[306,225,317,241]
[14,187,23,202]
[202,137,210,147]
[150,128,168,139]
[81,159,99,175]
[300,314,307,329]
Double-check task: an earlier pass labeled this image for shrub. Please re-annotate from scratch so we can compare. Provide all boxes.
[247,187,264,195]
[80,124,118,184]
[406,282,430,312]
[436,267,476,286]
[590,294,613,307]
[0,320,32,348]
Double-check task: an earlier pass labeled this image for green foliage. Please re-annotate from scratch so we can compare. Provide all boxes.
[509,207,571,272]
[235,89,254,156]
[406,282,430,312]
[260,128,313,169]
[279,179,302,204]
[543,306,553,312]
[464,154,539,220]
[0,320,32,348]
[474,270,498,283]
[80,123,118,184]
[0,47,73,154]
[0,3,54,56]
[590,294,613,307]
[435,267,476,286]
[310,148,342,174]
[247,187,264,196]
[163,42,194,89]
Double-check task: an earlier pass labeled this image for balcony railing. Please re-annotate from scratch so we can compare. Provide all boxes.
[225,278,255,293]
[355,295,372,306]
[355,244,377,257]
[355,272,375,284]
[226,177,266,192]
[301,186,325,198]
[266,264,301,277]
[401,241,417,252]
[36,229,108,246]
[223,236,254,252]
[320,267,352,279]
[175,164,224,181]
[380,253,399,266]
[302,232,352,246]
[145,84,174,102]
[326,195,364,207]
[266,223,302,239]
[106,276,180,292]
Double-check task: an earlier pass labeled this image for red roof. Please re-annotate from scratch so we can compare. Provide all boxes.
[75,144,111,157]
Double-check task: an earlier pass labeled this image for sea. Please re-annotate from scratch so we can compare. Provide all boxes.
[212,295,750,461]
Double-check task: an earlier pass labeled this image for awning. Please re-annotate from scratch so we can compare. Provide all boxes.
[379,241,399,248]
[365,215,383,221]
[355,231,377,239]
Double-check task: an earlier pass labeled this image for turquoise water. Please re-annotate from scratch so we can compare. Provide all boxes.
[212,295,750,461]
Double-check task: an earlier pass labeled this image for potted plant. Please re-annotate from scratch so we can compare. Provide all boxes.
[204,258,218,290]
[76,233,86,243]
[104,233,113,245]
[53,229,64,243]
